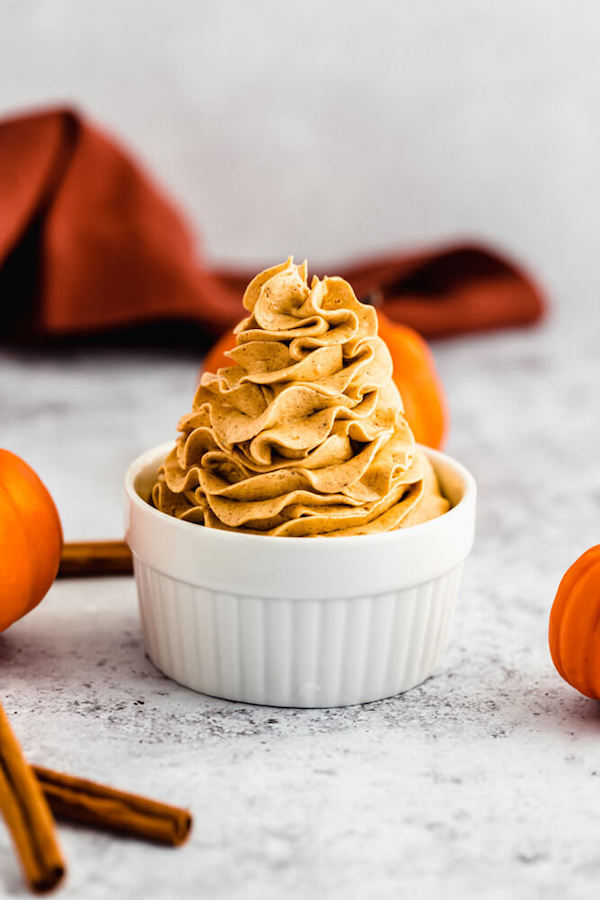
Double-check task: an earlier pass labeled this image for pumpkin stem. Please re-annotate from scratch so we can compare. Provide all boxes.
[362,289,384,309]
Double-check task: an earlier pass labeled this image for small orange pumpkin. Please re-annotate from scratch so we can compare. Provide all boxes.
[549,545,600,699]
[0,450,63,633]
[201,312,449,449]
[377,312,448,450]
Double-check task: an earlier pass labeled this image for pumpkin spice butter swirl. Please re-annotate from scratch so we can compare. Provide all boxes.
[152,259,449,536]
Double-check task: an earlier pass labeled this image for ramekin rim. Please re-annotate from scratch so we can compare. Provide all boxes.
[124,441,476,547]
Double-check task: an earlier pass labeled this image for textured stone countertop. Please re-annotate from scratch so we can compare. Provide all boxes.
[1,305,600,900]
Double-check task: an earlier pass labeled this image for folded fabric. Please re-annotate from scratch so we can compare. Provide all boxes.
[0,107,544,342]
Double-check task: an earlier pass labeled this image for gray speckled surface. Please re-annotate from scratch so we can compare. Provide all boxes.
[2,304,600,900]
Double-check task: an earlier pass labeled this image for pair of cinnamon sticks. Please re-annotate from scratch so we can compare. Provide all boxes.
[0,701,191,893]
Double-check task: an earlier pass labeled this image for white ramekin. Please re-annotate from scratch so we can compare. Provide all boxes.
[124,442,476,708]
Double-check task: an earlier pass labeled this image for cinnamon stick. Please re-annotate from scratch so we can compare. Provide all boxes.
[33,767,192,847]
[0,704,65,893]
[58,541,133,577]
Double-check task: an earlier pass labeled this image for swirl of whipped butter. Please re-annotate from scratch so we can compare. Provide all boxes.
[152,259,449,536]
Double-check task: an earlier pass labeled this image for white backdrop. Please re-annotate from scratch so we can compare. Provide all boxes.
[1,0,598,304]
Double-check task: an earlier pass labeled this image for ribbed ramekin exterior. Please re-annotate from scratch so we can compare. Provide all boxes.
[134,556,464,708]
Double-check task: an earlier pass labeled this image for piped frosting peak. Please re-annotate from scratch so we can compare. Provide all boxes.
[152,259,449,535]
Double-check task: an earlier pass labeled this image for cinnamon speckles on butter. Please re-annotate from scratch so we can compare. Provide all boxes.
[152,259,448,535]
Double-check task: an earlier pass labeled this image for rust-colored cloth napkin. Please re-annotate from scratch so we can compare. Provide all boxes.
[0,108,544,342]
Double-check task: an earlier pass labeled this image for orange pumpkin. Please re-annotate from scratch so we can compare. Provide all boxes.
[377,312,448,450]
[0,450,63,633]
[549,546,600,699]
[201,311,449,449]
